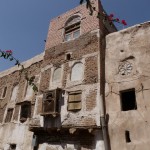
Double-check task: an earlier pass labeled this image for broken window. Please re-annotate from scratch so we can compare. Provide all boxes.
[120,89,137,111]
[125,130,131,143]
[52,68,61,83]
[5,108,13,123]
[68,91,82,111]
[9,144,16,150]
[2,86,7,98]
[64,15,81,41]
[20,102,31,123]
[71,62,83,81]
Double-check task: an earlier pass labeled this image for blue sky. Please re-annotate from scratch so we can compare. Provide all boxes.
[0,0,149,71]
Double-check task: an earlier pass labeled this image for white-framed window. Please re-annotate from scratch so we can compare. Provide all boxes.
[52,67,62,83]
[71,62,83,81]
[64,15,81,41]
[10,85,19,101]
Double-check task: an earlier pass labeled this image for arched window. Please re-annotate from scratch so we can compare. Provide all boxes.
[71,62,83,81]
[64,15,81,41]
[52,68,61,82]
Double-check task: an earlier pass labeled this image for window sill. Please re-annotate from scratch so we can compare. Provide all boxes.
[40,112,59,117]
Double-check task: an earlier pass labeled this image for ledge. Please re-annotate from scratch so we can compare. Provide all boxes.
[40,112,60,117]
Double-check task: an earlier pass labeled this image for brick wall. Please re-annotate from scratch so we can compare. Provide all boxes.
[45,0,106,49]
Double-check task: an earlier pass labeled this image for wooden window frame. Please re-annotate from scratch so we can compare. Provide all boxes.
[64,22,80,42]
[68,91,82,111]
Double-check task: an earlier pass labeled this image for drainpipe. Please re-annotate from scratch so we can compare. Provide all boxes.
[97,29,111,150]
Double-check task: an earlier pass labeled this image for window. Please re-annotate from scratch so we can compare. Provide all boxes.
[9,144,16,150]
[24,83,33,100]
[66,53,71,61]
[52,68,61,83]
[125,130,131,143]
[68,91,82,111]
[42,89,61,115]
[71,62,83,81]
[20,102,31,123]
[10,85,19,101]
[64,15,81,41]
[5,108,13,123]
[2,86,7,98]
[120,89,137,111]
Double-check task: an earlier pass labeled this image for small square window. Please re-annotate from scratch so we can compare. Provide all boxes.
[68,91,82,111]
[5,108,13,123]
[120,89,137,111]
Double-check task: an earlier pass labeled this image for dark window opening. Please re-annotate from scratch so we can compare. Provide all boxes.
[5,108,13,123]
[10,144,16,150]
[2,86,7,98]
[120,89,137,111]
[20,103,31,123]
[125,130,131,143]
[68,91,82,111]
[66,53,71,60]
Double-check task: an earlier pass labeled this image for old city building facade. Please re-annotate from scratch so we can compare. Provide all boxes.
[0,0,150,150]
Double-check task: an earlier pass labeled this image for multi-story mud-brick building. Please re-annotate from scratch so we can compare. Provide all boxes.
[105,21,150,150]
[1,0,150,150]
[0,1,116,150]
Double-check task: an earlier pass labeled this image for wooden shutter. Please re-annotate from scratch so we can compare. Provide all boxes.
[68,91,82,111]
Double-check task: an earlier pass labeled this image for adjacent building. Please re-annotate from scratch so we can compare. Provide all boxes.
[0,0,150,150]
